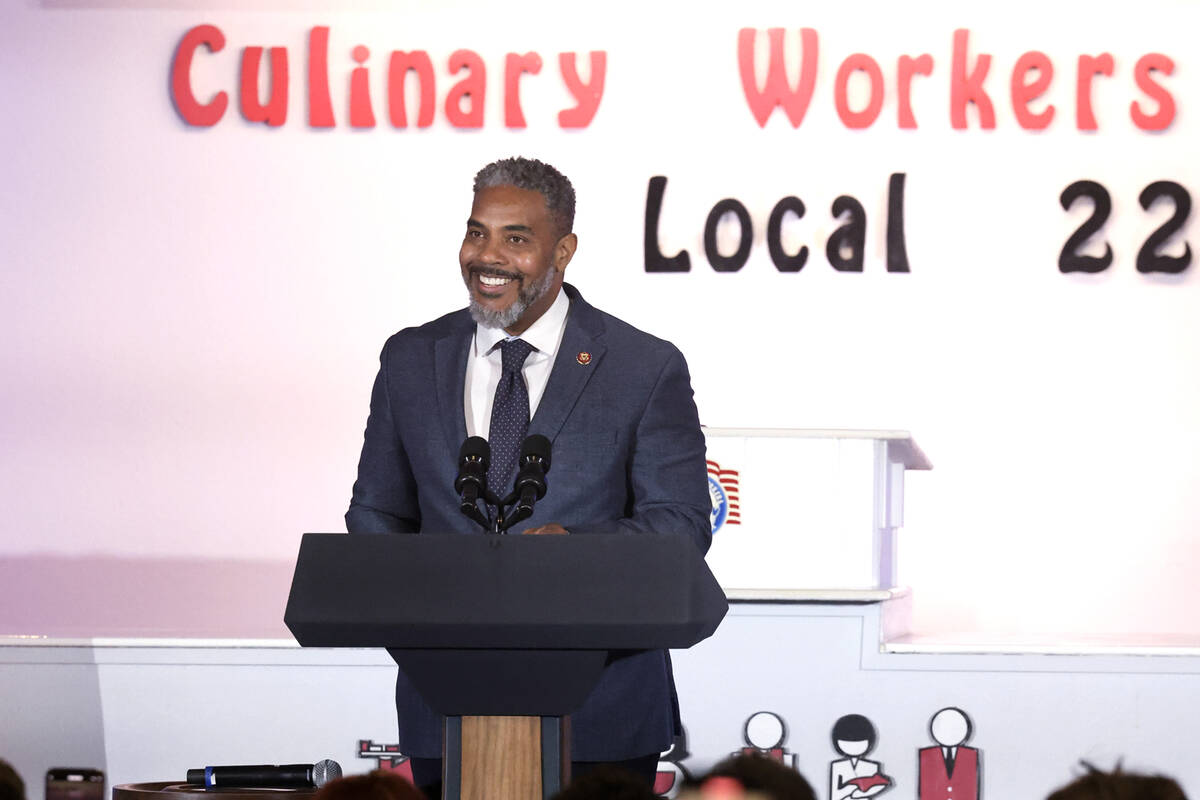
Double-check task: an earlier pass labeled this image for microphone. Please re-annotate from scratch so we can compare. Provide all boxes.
[185,760,342,789]
[454,436,491,529]
[500,435,552,532]
[516,434,552,503]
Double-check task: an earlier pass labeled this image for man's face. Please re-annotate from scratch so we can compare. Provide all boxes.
[459,184,575,333]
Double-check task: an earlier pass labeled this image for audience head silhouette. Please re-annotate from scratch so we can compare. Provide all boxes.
[312,770,423,800]
[0,761,24,800]
[1046,764,1188,800]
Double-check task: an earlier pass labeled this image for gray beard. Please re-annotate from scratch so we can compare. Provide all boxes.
[467,267,557,329]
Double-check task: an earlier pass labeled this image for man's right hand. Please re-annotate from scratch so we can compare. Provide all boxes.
[522,523,568,535]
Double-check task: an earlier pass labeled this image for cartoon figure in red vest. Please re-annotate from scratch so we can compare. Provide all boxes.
[737,711,797,768]
[829,714,892,799]
[918,707,980,800]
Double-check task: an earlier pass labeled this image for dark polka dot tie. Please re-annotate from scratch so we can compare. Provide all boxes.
[487,338,535,497]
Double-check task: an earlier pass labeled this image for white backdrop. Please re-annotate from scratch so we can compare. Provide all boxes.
[2,0,1198,637]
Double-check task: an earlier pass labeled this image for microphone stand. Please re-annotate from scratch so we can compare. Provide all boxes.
[457,436,551,534]
[462,486,537,534]
[474,488,525,534]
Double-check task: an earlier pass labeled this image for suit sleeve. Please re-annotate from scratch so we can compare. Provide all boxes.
[345,339,421,534]
[569,347,711,553]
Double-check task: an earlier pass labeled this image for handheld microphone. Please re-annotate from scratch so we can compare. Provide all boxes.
[185,760,342,789]
[454,436,491,530]
[500,435,552,532]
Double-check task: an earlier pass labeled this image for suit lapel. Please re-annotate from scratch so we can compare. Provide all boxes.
[434,315,472,456]
[530,285,606,442]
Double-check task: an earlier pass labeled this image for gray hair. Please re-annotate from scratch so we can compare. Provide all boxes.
[473,156,576,235]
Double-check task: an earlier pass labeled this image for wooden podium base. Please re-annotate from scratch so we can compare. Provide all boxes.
[444,715,568,800]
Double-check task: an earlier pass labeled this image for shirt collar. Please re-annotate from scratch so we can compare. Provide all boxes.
[473,287,570,358]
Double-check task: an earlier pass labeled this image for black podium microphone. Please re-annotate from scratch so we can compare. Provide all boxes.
[515,434,552,505]
[500,435,552,532]
[454,436,491,529]
[186,760,342,789]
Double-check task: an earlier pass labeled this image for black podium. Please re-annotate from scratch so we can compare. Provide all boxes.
[284,532,727,800]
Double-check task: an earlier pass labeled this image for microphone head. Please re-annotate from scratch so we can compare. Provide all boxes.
[459,436,491,468]
[312,760,342,788]
[519,434,552,472]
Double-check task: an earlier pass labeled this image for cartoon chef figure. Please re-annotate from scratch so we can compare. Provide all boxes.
[829,714,892,800]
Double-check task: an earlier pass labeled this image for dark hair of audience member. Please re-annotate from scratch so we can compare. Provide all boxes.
[698,752,816,800]
[312,770,423,800]
[1046,763,1188,800]
[551,765,659,800]
[0,760,25,800]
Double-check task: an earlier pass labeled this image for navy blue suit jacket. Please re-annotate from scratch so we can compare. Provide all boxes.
[345,283,710,761]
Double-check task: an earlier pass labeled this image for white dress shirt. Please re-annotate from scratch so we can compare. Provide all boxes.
[464,288,571,439]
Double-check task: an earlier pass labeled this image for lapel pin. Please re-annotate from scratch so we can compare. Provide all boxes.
[576,351,592,365]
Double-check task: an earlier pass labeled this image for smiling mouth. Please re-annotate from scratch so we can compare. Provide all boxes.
[470,267,520,292]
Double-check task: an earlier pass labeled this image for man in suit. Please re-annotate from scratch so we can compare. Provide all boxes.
[346,157,710,794]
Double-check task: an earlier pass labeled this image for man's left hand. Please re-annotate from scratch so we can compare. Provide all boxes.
[522,523,568,535]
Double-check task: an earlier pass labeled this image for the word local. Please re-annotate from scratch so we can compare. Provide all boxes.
[645,174,911,274]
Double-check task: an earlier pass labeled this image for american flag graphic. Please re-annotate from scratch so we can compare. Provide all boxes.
[358,739,414,781]
[707,460,741,525]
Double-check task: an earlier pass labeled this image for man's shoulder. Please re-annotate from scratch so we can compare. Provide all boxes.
[594,307,681,359]
[566,285,682,361]
[380,307,471,352]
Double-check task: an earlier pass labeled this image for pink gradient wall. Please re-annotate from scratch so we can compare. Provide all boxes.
[3,0,1199,638]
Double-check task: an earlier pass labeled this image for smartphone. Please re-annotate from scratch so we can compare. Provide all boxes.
[46,769,104,800]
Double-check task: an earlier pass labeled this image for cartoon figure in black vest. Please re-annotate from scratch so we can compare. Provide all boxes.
[918,707,981,800]
[737,711,797,768]
[829,714,892,799]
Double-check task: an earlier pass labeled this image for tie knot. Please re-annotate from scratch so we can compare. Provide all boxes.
[499,338,534,374]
